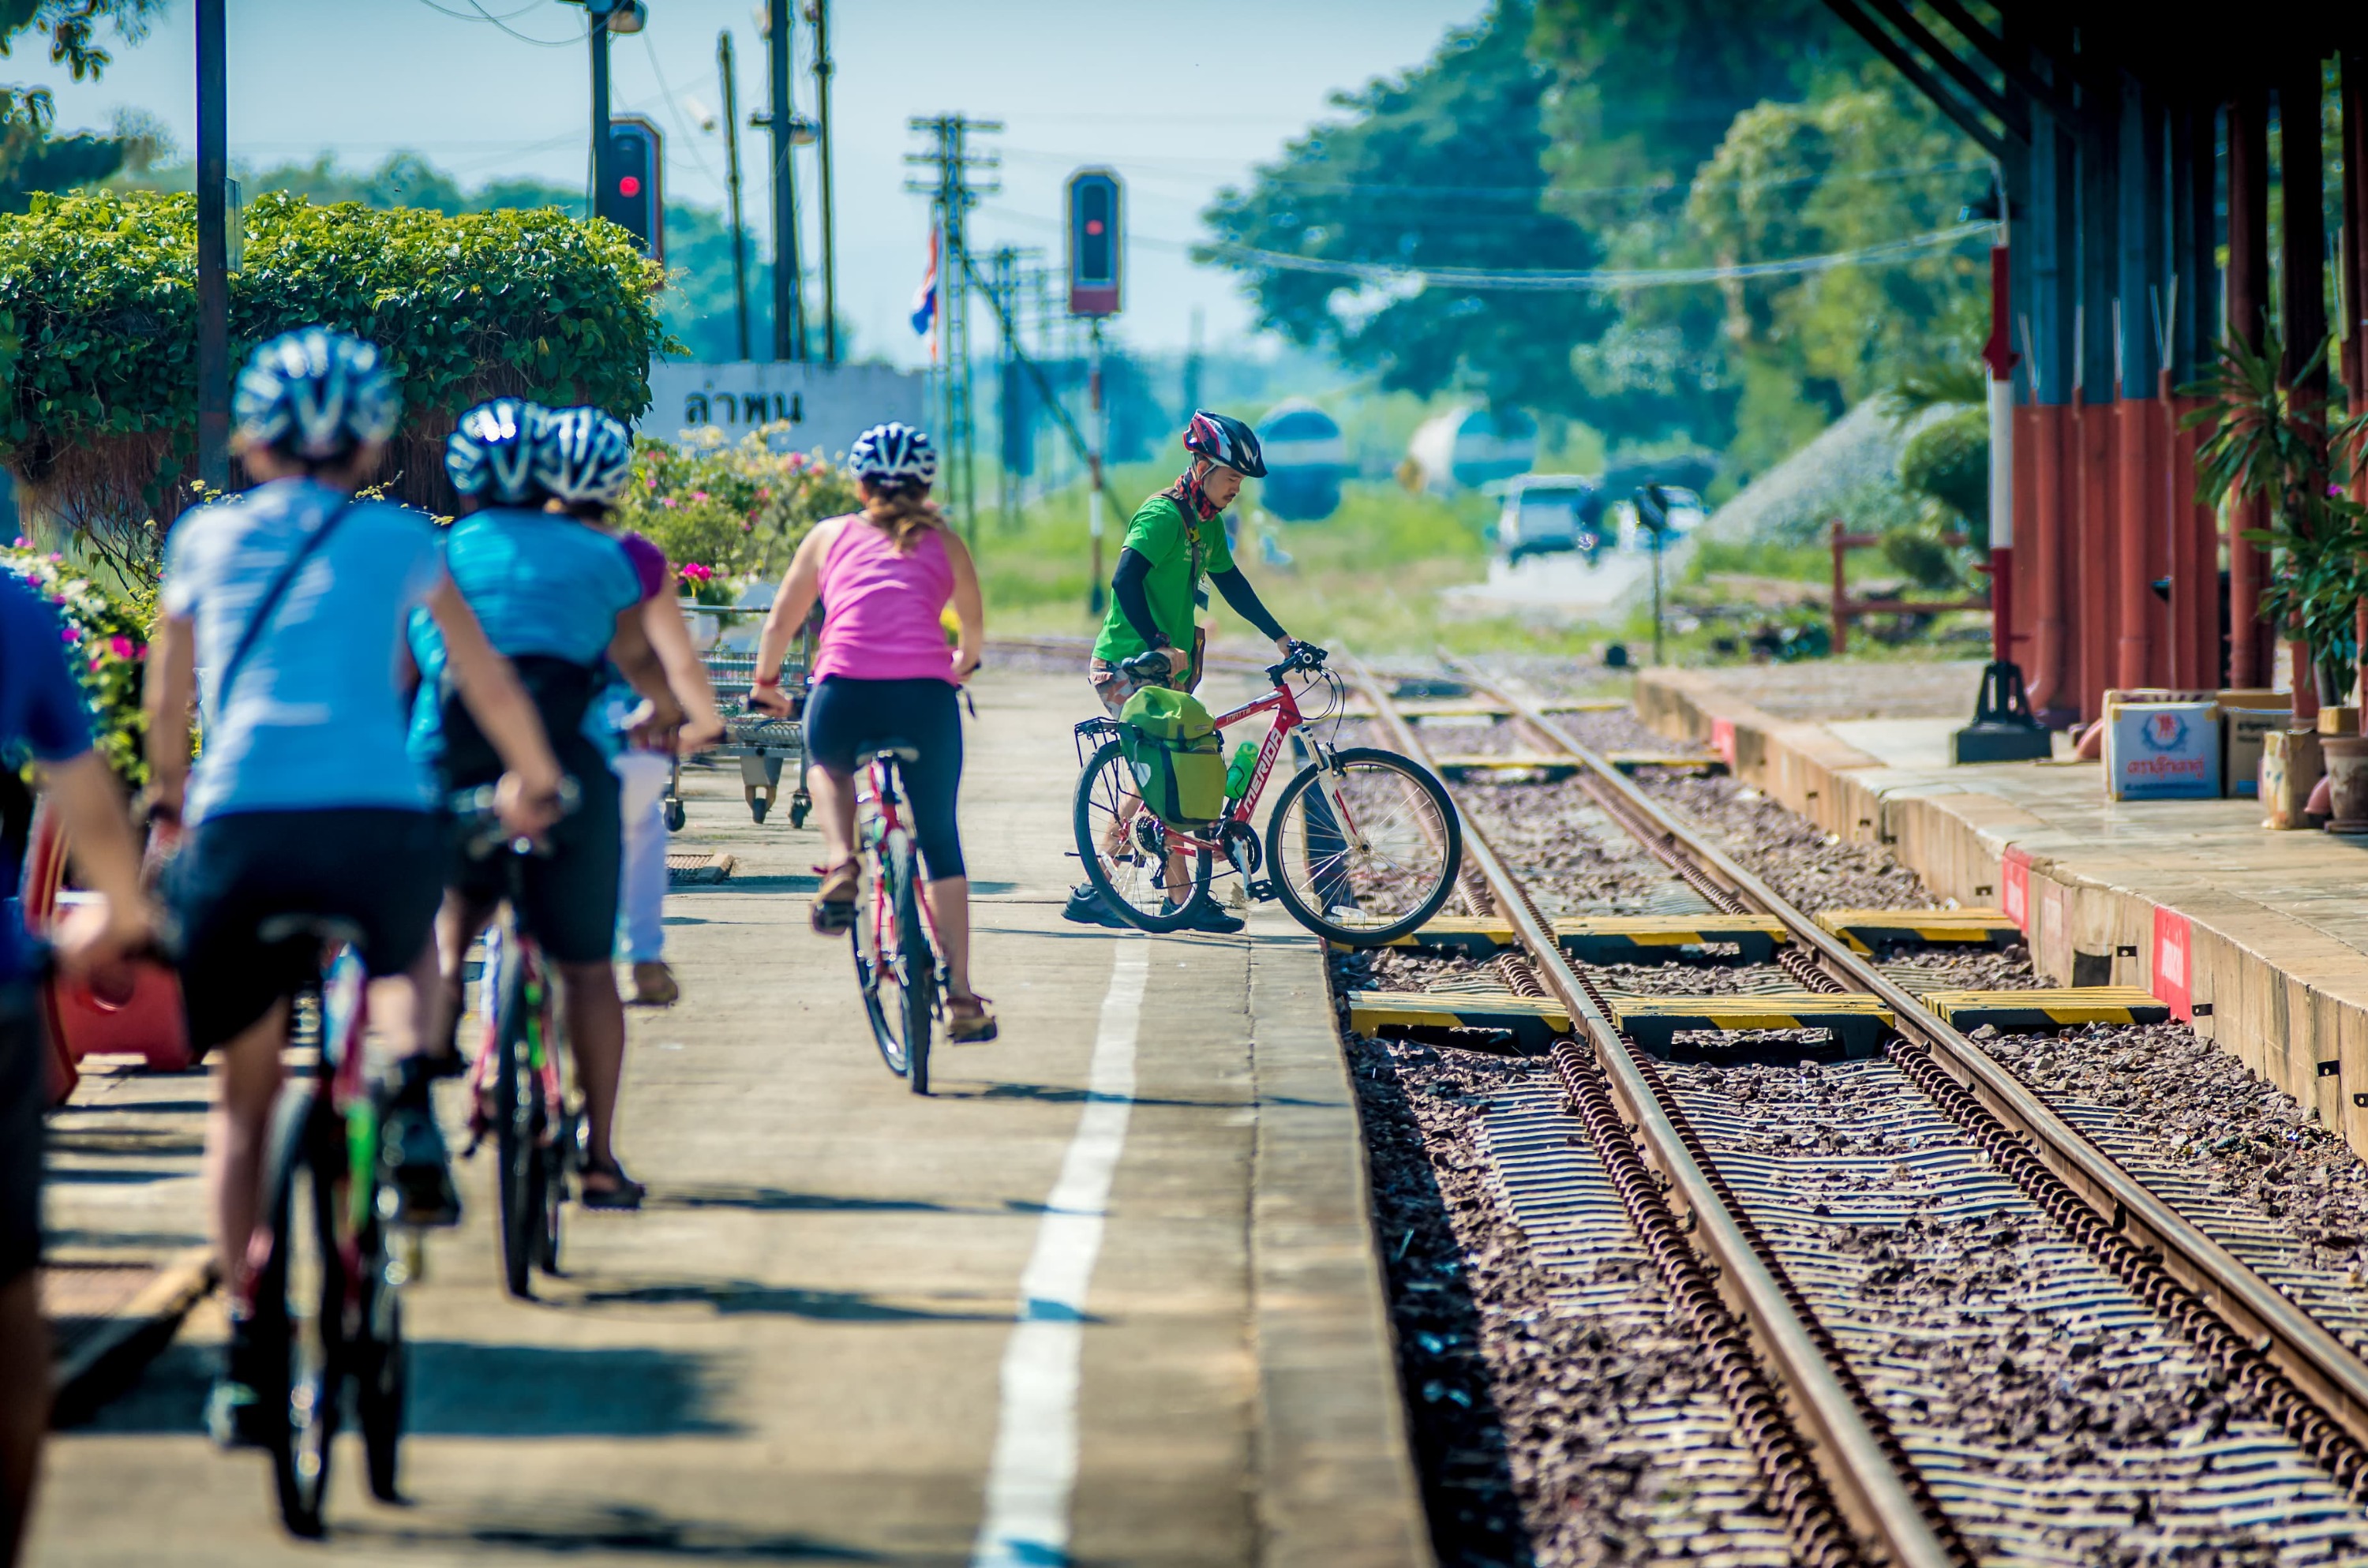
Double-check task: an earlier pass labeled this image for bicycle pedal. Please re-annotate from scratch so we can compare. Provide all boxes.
[1246,879,1280,902]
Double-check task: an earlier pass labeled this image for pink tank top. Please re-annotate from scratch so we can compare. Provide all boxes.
[810,514,957,683]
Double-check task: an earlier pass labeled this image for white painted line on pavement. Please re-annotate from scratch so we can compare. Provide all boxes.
[970,937,1148,1568]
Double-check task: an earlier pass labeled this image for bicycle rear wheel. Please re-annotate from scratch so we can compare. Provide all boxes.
[358,1276,405,1502]
[886,833,936,1096]
[256,1087,341,1538]
[1072,739,1212,932]
[493,915,540,1300]
[1263,746,1461,945]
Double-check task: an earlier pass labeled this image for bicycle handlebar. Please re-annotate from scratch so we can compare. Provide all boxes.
[448,777,583,861]
[1116,640,1331,689]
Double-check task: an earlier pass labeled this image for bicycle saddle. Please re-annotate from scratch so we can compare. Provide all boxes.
[865,740,922,765]
[257,914,368,949]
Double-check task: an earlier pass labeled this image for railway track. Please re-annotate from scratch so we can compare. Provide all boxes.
[1339,656,2368,1566]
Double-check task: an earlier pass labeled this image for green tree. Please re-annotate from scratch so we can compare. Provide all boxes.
[0,2,168,210]
[1199,1,1613,419]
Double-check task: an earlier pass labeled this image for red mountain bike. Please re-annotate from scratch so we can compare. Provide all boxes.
[1071,642,1460,942]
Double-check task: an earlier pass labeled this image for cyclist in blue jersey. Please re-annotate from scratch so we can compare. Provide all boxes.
[145,329,564,1446]
[0,570,154,1565]
[410,403,684,1211]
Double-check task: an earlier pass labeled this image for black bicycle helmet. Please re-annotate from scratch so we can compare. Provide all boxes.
[1182,410,1266,477]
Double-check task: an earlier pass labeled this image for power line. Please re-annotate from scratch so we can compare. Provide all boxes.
[405,0,585,47]
[1200,221,1995,292]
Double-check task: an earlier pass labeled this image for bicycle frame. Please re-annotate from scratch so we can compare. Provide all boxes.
[465,922,564,1158]
[1140,673,1365,860]
[858,755,942,953]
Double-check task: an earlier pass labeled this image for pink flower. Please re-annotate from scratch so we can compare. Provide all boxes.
[691,490,708,502]
[108,635,136,660]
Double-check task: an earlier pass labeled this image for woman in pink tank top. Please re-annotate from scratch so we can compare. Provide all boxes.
[751,423,993,1042]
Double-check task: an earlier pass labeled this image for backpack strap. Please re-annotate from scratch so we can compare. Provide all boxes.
[212,497,362,716]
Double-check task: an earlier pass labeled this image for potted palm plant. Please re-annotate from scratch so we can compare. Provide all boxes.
[2186,332,2368,825]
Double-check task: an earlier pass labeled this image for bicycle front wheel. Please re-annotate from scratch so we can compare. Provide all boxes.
[1072,739,1211,933]
[887,833,937,1096]
[1263,747,1462,945]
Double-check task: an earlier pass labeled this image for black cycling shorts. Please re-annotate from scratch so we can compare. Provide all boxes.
[803,675,966,880]
[448,735,621,966]
[166,807,446,1055]
[0,985,43,1288]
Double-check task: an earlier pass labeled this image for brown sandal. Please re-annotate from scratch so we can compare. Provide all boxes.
[946,991,999,1044]
[811,859,860,934]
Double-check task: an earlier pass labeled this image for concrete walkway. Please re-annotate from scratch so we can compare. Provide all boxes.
[30,666,1426,1568]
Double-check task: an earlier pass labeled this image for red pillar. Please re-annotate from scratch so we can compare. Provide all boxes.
[2013,402,2042,677]
[2078,398,2119,722]
[2284,62,2329,726]
[2027,404,2070,717]
[2115,395,2157,688]
[2167,391,2215,689]
[2228,88,2272,690]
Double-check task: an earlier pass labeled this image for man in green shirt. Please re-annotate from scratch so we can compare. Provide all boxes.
[1070,410,1301,933]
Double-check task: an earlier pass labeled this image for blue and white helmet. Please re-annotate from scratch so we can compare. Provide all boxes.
[232,327,401,462]
[848,421,938,488]
[445,398,547,505]
[533,406,635,506]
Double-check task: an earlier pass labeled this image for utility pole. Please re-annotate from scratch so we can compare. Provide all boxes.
[991,245,1025,532]
[807,0,837,362]
[718,31,751,361]
[589,4,612,216]
[904,114,1002,544]
[1088,321,1107,615]
[762,0,806,360]
[1183,305,1204,420]
[195,0,228,491]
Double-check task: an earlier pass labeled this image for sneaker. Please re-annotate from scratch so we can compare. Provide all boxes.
[1162,893,1245,934]
[384,1077,463,1228]
[1062,882,1128,929]
[629,960,680,1006]
[207,1315,271,1450]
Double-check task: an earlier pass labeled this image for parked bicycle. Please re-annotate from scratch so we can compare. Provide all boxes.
[1071,642,1461,942]
[453,781,582,1299]
[234,915,413,1535]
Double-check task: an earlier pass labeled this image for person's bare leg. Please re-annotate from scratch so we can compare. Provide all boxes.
[558,962,628,1186]
[427,890,496,1064]
[206,1008,289,1297]
[0,1273,45,1568]
[807,764,857,867]
[367,941,440,1060]
[925,876,973,997]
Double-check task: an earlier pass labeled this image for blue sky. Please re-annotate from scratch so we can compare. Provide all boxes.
[38,0,1488,364]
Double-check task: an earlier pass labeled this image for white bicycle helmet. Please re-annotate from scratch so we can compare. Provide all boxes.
[233,327,402,462]
[533,406,635,506]
[848,421,938,488]
[444,398,547,505]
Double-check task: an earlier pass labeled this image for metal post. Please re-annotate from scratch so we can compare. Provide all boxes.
[590,3,612,215]
[1088,320,1106,616]
[766,0,805,361]
[809,0,837,363]
[2230,88,2271,690]
[2027,48,2076,721]
[2074,76,2119,725]
[718,32,751,361]
[2282,65,2328,726]
[195,0,229,493]
[2114,76,2161,690]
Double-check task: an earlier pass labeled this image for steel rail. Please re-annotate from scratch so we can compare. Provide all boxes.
[1345,654,1965,1568]
[1447,655,2368,1463]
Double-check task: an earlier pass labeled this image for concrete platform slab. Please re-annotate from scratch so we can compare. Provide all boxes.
[28,667,1426,1568]
[1636,665,2368,1161]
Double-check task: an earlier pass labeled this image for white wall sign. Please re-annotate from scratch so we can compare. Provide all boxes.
[642,361,926,458]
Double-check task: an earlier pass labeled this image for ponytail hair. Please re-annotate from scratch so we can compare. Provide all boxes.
[859,477,945,552]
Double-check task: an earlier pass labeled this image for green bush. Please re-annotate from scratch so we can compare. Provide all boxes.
[0,188,671,565]
[1898,404,1988,541]
[3,539,151,783]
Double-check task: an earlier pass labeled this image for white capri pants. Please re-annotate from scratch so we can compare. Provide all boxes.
[613,750,672,964]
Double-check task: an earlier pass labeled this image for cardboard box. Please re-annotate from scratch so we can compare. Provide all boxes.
[2218,690,2291,799]
[2106,702,2221,799]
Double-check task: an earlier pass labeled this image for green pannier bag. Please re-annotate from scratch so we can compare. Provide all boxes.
[1117,685,1227,829]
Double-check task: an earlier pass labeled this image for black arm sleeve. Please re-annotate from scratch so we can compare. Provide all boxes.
[1209,566,1287,642]
[1111,547,1166,648]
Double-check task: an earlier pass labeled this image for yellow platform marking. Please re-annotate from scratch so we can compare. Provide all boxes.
[1605,750,1727,774]
[1338,915,1521,956]
[1814,907,2020,952]
[1922,986,2169,1031]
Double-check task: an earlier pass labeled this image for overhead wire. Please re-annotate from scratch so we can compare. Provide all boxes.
[407,0,586,47]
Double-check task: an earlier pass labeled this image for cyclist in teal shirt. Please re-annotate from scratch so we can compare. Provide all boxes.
[410,404,681,1211]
